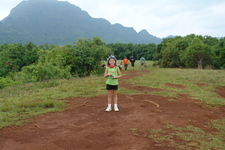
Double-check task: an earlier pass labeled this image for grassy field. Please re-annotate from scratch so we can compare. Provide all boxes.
[1,61,225,128]
[0,75,106,128]
[0,61,225,149]
[131,119,225,149]
[125,61,225,107]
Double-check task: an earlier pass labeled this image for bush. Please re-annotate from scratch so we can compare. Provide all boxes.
[0,77,14,89]
[18,63,72,82]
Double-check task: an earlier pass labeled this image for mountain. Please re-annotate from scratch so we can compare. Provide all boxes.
[0,0,162,45]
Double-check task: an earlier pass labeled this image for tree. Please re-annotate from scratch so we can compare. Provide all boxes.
[219,48,225,68]
[154,37,189,68]
[0,42,39,77]
[107,43,157,61]
[36,37,111,77]
[70,37,111,76]
[161,43,181,68]
[23,42,39,66]
[203,35,219,46]
[180,37,213,69]
[10,37,111,83]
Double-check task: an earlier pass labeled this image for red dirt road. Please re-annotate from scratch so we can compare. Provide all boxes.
[0,71,225,150]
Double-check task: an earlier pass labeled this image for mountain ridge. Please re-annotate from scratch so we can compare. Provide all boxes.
[0,0,162,45]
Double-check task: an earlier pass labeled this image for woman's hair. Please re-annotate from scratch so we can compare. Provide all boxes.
[107,55,117,66]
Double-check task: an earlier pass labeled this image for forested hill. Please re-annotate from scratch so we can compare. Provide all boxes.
[0,0,162,45]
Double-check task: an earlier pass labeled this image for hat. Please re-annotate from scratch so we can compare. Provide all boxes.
[107,55,117,61]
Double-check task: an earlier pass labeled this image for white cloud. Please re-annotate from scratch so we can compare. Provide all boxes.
[0,0,24,21]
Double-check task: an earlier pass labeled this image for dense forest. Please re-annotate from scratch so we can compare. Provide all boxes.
[0,34,225,89]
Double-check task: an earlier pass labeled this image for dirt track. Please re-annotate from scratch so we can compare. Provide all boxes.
[0,70,225,150]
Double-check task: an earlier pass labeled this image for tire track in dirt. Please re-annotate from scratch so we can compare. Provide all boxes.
[0,70,225,150]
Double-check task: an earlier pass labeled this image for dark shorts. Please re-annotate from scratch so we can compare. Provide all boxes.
[131,63,134,67]
[106,84,118,90]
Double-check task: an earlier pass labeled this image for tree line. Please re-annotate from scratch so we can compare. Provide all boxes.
[0,34,225,89]
[154,34,225,69]
[107,43,157,60]
[0,37,111,88]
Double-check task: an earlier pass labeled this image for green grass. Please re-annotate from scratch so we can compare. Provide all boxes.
[0,76,106,128]
[125,63,225,106]
[0,61,225,150]
[118,87,149,95]
[131,119,225,149]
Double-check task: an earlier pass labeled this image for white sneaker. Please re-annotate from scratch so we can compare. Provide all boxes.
[114,107,119,112]
[105,107,112,112]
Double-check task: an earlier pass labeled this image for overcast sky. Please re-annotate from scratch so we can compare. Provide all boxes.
[0,0,225,38]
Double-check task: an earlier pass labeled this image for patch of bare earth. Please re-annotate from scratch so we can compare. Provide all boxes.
[216,86,225,99]
[194,83,207,87]
[0,71,225,150]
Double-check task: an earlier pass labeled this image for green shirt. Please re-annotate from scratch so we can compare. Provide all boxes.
[106,66,118,85]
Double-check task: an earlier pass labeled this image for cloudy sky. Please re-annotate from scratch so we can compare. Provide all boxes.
[0,0,225,38]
